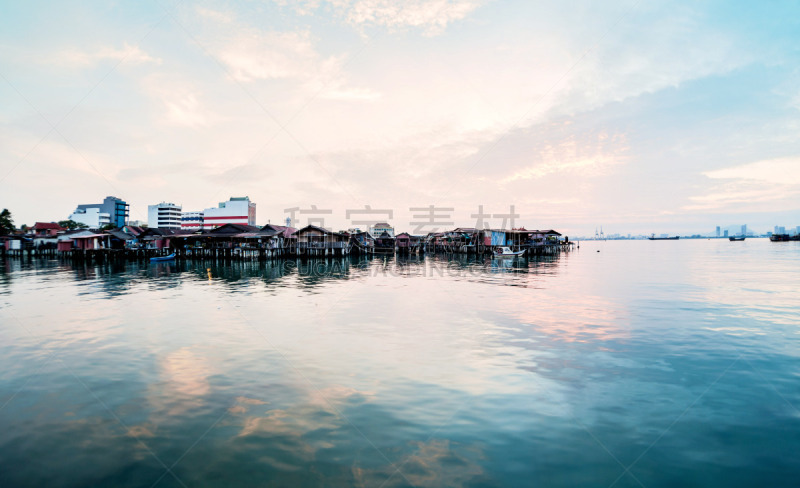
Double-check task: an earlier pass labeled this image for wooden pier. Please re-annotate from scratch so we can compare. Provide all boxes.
[1,225,573,264]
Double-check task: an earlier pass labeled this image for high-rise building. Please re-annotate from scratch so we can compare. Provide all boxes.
[774,226,786,235]
[181,211,205,230]
[147,202,182,229]
[201,197,256,228]
[741,224,747,236]
[723,230,729,237]
[68,196,129,228]
[716,226,720,237]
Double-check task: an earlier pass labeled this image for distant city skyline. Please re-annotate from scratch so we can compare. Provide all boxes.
[2,1,799,235]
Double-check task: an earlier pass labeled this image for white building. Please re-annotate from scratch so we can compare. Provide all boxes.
[68,207,110,229]
[68,196,129,229]
[370,222,394,237]
[181,211,204,230]
[202,197,256,228]
[148,202,182,229]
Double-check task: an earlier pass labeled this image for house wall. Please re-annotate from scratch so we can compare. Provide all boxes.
[57,241,73,251]
[298,230,325,242]
[32,237,58,247]
[69,207,109,228]
[490,231,505,246]
[74,238,92,250]
[203,197,256,228]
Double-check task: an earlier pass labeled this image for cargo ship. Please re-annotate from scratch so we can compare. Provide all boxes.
[648,234,680,240]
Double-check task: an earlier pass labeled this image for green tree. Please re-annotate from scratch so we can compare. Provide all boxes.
[100,223,116,231]
[0,209,13,235]
[58,219,89,230]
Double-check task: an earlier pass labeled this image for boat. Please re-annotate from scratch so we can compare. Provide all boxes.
[150,252,176,262]
[648,234,680,240]
[769,234,799,242]
[494,246,525,257]
[729,236,745,241]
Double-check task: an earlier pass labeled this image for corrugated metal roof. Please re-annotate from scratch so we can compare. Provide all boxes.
[32,222,64,230]
[106,230,133,240]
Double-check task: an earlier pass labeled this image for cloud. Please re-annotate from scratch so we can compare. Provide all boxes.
[196,9,380,101]
[684,156,800,211]
[142,75,218,128]
[54,43,161,68]
[2,129,123,186]
[703,156,800,185]
[215,30,319,82]
[196,6,235,24]
[682,183,799,211]
[502,131,629,182]
[4,0,798,234]
[543,4,752,124]
[325,0,487,35]
[278,0,485,34]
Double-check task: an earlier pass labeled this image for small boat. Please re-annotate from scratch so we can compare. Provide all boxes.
[729,236,745,241]
[648,234,679,240]
[494,246,525,257]
[150,253,176,262]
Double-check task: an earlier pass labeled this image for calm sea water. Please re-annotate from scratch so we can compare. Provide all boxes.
[1,239,799,487]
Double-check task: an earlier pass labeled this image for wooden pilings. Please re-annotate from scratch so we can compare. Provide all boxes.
[2,239,573,263]
[1,245,356,264]
[1,247,60,259]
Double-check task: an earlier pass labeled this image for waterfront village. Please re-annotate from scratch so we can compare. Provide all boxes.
[1,196,574,261]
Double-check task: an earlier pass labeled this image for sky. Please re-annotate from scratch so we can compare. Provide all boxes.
[1,0,799,236]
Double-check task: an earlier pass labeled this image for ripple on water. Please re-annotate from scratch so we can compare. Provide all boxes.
[1,241,799,487]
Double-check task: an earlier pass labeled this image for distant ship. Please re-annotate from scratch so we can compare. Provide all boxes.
[770,234,799,242]
[648,234,679,240]
[729,236,745,241]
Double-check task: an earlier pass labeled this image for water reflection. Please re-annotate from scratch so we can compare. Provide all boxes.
[10,253,573,300]
[0,259,12,297]
[2,241,799,487]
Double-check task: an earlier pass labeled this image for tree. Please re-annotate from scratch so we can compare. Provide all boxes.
[99,223,116,231]
[58,219,89,230]
[0,209,13,235]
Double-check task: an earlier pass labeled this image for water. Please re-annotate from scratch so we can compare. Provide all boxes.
[1,239,798,487]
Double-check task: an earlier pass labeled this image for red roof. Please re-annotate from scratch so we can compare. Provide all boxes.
[32,222,65,231]
[261,224,297,238]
